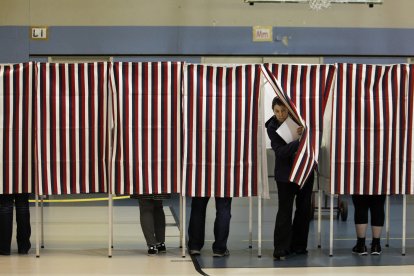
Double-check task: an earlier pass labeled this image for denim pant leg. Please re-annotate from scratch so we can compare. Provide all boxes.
[212,197,232,253]
[188,197,209,250]
[138,198,158,246]
[14,194,31,253]
[0,195,14,254]
[153,200,166,244]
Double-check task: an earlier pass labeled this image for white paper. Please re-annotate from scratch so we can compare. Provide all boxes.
[276,116,300,144]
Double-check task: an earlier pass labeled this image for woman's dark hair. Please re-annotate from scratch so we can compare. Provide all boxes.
[272,97,284,110]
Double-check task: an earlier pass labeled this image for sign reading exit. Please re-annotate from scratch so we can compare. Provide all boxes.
[31,27,48,40]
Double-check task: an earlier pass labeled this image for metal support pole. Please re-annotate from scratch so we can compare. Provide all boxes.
[35,193,40,258]
[329,194,334,257]
[258,196,262,258]
[385,195,390,247]
[181,196,186,258]
[249,197,253,249]
[402,195,406,256]
[318,189,322,248]
[41,196,44,248]
[179,195,183,248]
[108,193,113,258]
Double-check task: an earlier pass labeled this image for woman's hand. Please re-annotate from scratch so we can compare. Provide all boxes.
[297,126,304,136]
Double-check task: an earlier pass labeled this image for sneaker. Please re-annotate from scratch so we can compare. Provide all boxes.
[213,249,230,257]
[147,245,158,256]
[371,243,382,255]
[189,249,201,256]
[352,244,368,256]
[157,243,166,253]
[273,249,289,260]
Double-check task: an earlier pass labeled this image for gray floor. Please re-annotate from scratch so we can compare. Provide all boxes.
[181,183,414,271]
[2,190,414,275]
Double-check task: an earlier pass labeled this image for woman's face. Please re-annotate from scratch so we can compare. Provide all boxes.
[273,104,289,123]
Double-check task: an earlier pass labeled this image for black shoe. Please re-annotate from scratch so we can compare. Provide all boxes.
[371,243,382,255]
[0,250,10,256]
[213,249,229,257]
[273,249,289,260]
[294,249,308,255]
[157,243,166,253]
[147,245,158,256]
[18,249,29,255]
[352,244,368,256]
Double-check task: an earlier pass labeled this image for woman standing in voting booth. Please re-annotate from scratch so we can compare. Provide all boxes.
[265,97,314,260]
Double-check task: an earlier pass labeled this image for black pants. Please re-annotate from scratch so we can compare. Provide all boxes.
[0,194,31,254]
[352,195,386,226]
[274,172,314,252]
[188,197,232,253]
[138,198,166,246]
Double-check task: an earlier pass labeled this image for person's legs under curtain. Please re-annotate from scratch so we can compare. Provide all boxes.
[212,197,232,254]
[153,199,166,245]
[0,195,14,255]
[14,193,31,254]
[138,198,158,246]
[188,197,209,252]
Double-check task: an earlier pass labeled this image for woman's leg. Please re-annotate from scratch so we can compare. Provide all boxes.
[0,195,14,255]
[291,172,314,253]
[14,193,31,254]
[274,181,297,256]
[138,198,158,246]
[153,200,166,244]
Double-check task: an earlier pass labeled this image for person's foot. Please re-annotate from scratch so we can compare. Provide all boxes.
[156,243,166,253]
[293,249,308,255]
[0,250,10,256]
[212,249,229,257]
[352,244,368,256]
[371,243,382,255]
[18,249,29,255]
[147,245,158,256]
[273,249,290,260]
[189,249,201,256]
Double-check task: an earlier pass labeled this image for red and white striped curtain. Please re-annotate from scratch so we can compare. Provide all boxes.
[261,66,317,187]
[401,64,414,194]
[265,63,336,165]
[329,63,409,195]
[36,62,109,195]
[0,63,35,194]
[182,64,261,197]
[110,62,182,195]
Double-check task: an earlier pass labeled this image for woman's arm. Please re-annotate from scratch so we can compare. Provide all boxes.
[267,124,300,158]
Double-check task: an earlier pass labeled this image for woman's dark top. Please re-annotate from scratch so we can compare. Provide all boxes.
[265,116,300,183]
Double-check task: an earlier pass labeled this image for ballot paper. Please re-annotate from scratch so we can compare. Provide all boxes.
[276,116,301,144]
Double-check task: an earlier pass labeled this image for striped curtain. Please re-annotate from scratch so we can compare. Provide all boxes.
[402,64,414,194]
[0,63,35,194]
[36,62,109,195]
[261,66,317,187]
[330,63,408,195]
[265,63,336,165]
[110,62,182,195]
[182,64,261,197]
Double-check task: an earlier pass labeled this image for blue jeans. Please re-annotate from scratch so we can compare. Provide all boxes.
[188,197,232,253]
[0,194,31,255]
